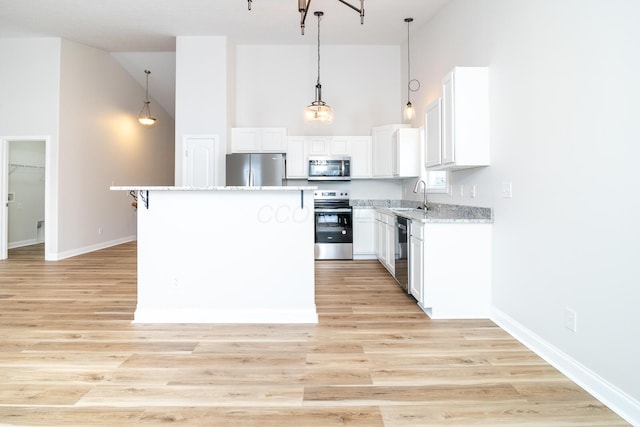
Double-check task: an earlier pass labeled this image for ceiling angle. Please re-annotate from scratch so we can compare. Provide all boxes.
[247,0,365,35]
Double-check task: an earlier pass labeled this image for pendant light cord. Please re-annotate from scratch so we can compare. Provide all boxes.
[316,13,321,86]
[406,21,411,102]
[404,18,420,103]
[145,70,150,102]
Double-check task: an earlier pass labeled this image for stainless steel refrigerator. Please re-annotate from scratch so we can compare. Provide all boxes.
[225,153,286,186]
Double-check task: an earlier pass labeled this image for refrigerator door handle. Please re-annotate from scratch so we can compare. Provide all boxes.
[248,169,254,186]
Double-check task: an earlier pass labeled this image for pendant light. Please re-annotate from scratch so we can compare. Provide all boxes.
[304,11,334,124]
[403,18,420,122]
[138,69,156,126]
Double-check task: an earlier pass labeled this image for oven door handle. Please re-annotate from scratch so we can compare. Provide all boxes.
[314,208,352,213]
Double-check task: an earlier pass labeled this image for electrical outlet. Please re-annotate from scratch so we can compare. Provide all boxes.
[565,307,577,332]
[501,182,513,198]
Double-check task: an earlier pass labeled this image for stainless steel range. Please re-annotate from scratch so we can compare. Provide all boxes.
[313,190,353,260]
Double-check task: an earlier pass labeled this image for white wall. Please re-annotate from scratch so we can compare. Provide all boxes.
[174,36,230,186]
[235,45,401,135]
[401,0,640,419]
[0,38,61,259]
[56,39,174,258]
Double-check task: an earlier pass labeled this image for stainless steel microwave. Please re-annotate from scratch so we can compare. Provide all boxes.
[308,156,351,181]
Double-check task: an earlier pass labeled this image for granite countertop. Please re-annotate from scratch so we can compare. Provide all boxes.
[351,199,493,224]
[110,186,318,191]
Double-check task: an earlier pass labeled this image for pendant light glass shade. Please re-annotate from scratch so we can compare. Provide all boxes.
[404,102,416,121]
[305,84,334,123]
[304,11,333,124]
[138,70,156,126]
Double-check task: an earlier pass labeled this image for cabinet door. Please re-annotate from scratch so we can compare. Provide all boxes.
[372,127,394,177]
[231,128,261,152]
[261,128,287,152]
[286,137,308,178]
[308,137,330,156]
[330,136,351,155]
[425,98,442,168]
[409,235,423,303]
[375,217,386,264]
[441,72,455,165]
[353,209,375,256]
[395,128,420,177]
[385,219,395,274]
[351,136,372,178]
[183,136,218,187]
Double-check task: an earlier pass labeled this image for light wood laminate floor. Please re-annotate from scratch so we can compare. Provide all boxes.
[0,243,627,426]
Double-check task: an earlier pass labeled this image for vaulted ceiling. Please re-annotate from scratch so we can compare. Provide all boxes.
[0,0,450,116]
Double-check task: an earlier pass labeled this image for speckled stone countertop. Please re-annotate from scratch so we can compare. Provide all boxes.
[351,199,493,224]
[110,186,317,191]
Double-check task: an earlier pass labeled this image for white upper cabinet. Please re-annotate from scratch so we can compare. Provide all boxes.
[307,136,330,156]
[372,124,410,178]
[424,98,442,169]
[392,128,420,178]
[307,136,352,156]
[231,127,287,153]
[350,136,373,178]
[286,136,308,179]
[438,67,490,170]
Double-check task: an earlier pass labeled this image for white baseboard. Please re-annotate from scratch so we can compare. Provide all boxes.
[50,235,136,261]
[491,307,639,426]
[133,308,319,324]
[8,238,38,249]
[352,253,377,260]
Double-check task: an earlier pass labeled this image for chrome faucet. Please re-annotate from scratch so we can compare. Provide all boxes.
[412,179,428,210]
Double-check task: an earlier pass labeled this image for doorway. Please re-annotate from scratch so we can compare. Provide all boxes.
[1,137,51,260]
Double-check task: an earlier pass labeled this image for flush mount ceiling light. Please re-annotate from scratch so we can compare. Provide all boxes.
[304,11,333,124]
[403,17,420,122]
[247,0,364,35]
[138,69,156,126]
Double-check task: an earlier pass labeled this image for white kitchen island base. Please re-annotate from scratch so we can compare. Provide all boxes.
[112,186,318,324]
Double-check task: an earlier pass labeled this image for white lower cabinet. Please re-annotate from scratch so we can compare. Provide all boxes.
[374,211,395,275]
[409,223,423,302]
[410,222,491,319]
[353,208,376,259]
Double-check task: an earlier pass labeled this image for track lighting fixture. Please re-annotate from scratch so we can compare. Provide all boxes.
[247,0,365,35]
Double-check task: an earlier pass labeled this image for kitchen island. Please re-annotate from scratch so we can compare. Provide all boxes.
[110,186,317,324]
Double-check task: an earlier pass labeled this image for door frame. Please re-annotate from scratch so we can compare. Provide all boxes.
[1,136,55,260]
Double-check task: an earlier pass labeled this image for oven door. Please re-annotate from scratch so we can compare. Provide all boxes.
[314,209,352,243]
[314,208,353,260]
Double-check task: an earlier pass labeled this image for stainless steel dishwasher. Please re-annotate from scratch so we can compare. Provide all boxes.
[394,215,410,293]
